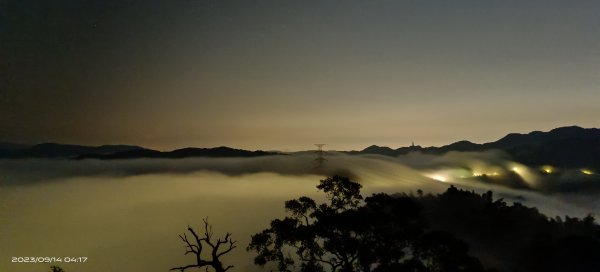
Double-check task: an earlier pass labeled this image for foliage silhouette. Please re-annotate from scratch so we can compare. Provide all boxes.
[171,218,236,272]
[248,176,600,272]
[415,186,600,272]
[247,176,486,272]
[49,266,65,272]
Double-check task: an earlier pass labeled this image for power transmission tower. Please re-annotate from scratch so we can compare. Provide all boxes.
[314,144,326,168]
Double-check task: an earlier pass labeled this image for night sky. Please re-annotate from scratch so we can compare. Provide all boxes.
[2,0,599,150]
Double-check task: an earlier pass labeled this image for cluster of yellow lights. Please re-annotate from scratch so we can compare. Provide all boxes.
[472,172,500,177]
[432,167,594,182]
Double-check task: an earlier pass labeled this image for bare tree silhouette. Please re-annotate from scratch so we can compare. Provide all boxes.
[171,218,237,272]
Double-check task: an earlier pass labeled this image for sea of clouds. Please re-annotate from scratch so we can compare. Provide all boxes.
[1,153,599,272]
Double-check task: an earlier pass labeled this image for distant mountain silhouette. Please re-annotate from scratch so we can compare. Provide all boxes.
[2,126,598,166]
[0,142,279,159]
[75,146,279,159]
[352,126,600,169]
[361,145,397,156]
[0,143,143,158]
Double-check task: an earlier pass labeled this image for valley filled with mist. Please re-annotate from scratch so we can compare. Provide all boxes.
[1,152,598,272]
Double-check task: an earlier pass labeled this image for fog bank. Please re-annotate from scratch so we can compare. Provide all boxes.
[1,154,598,272]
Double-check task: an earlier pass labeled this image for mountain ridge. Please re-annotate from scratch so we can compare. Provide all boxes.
[0,143,279,159]
[1,126,598,167]
[352,126,600,169]
[0,143,144,158]
[75,146,279,159]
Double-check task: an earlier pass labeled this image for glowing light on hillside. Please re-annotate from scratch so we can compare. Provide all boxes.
[582,169,593,175]
[507,163,540,189]
[542,166,554,174]
[432,175,446,182]
[425,173,447,182]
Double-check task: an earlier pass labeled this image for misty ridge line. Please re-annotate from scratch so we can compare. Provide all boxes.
[0,143,281,160]
[1,125,599,166]
[1,125,599,195]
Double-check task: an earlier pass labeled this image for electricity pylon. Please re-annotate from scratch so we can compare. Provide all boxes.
[314,144,326,168]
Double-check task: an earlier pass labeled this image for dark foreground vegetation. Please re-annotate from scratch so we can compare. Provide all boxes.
[246,176,600,272]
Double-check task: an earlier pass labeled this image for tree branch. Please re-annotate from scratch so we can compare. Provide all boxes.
[171,218,237,272]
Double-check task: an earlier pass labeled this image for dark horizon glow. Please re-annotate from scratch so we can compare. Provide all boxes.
[2,0,599,151]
